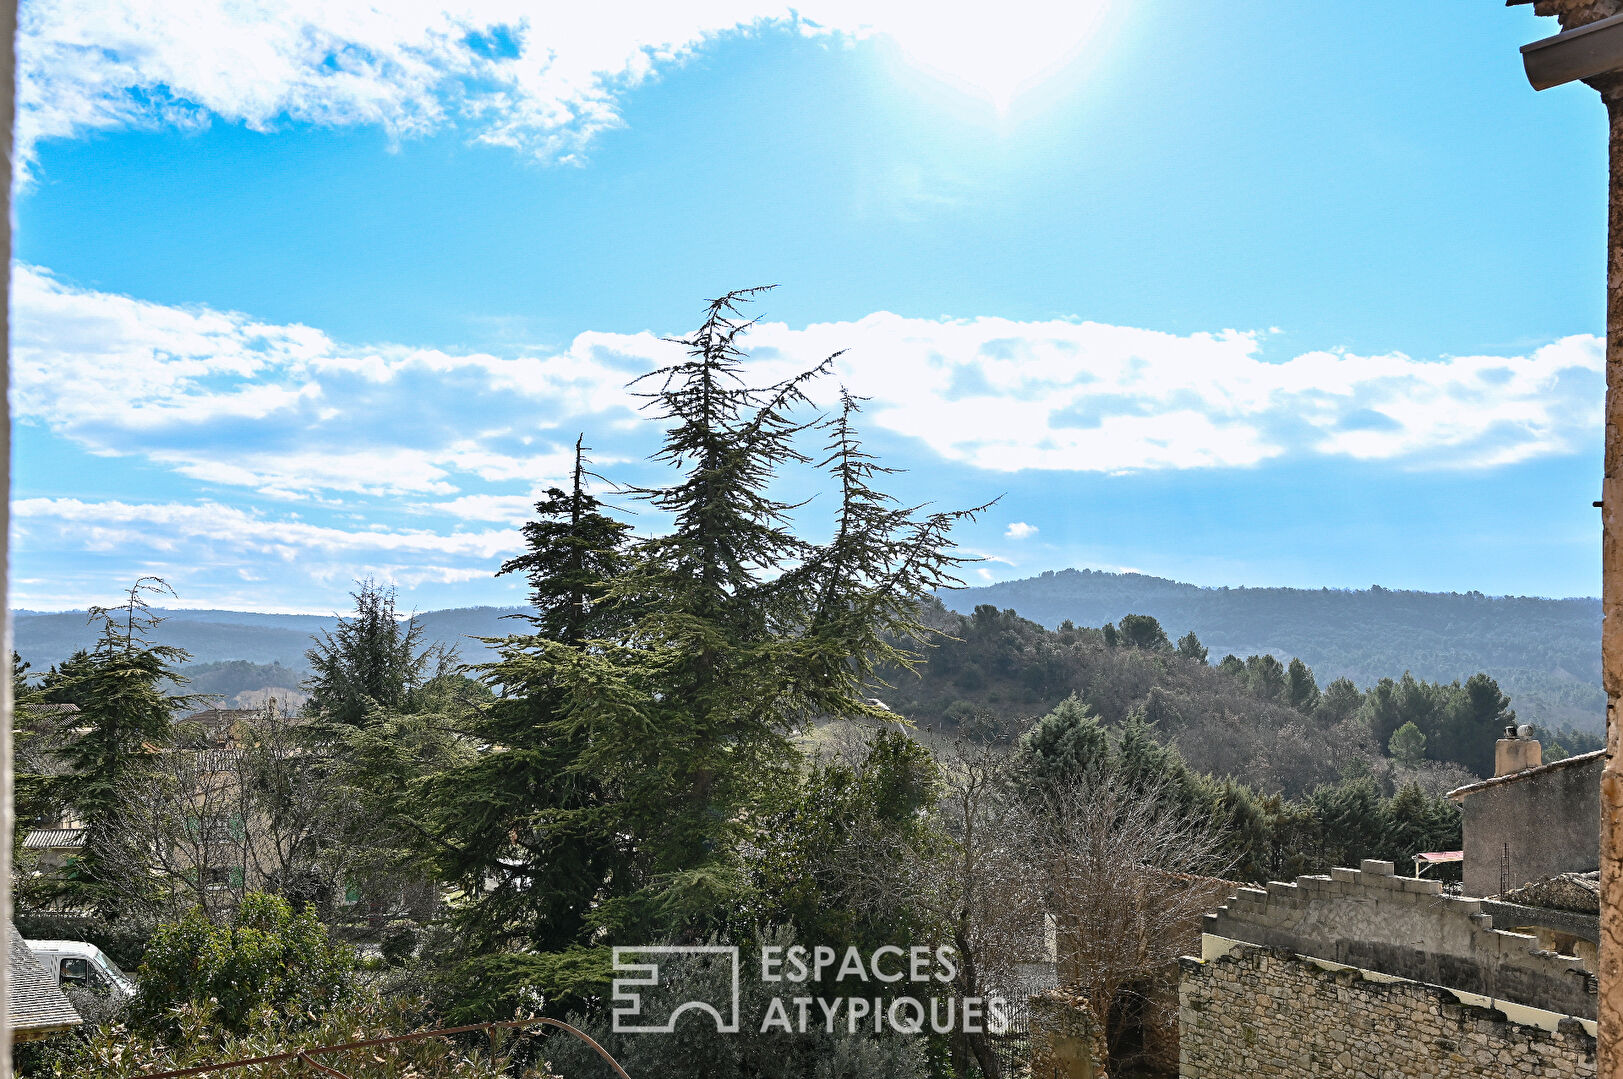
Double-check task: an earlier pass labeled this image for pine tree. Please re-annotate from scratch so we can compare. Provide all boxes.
[1016,694,1110,790]
[1116,614,1170,651]
[1307,775,1386,868]
[435,289,983,961]
[1245,654,1287,700]
[544,289,980,942]
[423,437,632,952]
[55,578,200,910]
[1313,677,1365,726]
[1388,721,1427,768]
[12,652,60,835]
[1116,707,1226,848]
[304,579,433,729]
[38,649,97,709]
[1175,630,1208,663]
[1285,657,1320,714]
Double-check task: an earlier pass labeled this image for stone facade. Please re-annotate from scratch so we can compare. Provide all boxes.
[1448,749,1602,900]
[1179,945,1597,1079]
[1028,988,1109,1079]
[1203,859,1596,1020]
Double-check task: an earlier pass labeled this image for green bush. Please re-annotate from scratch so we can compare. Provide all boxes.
[131,892,355,1036]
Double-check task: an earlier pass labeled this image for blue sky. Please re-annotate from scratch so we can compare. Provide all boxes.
[9,0,1610,612]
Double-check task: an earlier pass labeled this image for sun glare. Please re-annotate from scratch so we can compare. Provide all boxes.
[875,2,1114,111]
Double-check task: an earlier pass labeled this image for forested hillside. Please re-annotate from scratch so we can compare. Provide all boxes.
[875,601,1600,796]
[943,569,1602,733]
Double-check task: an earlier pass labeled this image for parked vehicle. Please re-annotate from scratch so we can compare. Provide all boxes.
[24,940,135,998]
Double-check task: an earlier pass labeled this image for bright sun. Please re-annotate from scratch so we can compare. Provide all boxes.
[874,2,1115,111]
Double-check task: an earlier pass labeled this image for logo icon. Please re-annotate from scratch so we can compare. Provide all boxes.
[612,946,741,1033]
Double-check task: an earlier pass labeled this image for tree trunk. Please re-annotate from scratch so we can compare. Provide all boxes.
[954,925,1002,1079]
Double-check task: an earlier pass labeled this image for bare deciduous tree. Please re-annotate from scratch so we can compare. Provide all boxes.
[97,706,348,921]
[838,729,1044,1079]
[1027,771,1233,1070]
[837,725,1230,1079]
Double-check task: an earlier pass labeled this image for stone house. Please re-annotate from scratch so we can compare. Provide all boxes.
[1447,729,1601,899]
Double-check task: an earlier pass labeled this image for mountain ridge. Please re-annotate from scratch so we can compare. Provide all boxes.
[12,570,1603,732]
[940,569,1602,732]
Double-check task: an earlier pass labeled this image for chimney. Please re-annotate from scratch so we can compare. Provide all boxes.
[1494,723,1542,777]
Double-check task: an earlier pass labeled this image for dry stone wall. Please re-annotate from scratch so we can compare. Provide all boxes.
[1179,946,1596,1079]
[1205,859,1596,1019]
[1028,989,1108,1079]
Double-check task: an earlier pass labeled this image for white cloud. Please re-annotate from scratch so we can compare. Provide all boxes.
[16,1,1118,168]
[749,314,1604,474]
[18,1,765,166]
[9,496,522,611]
[15,267,1604,511]
[11,265,646,499]
[429,492,546,524]
[12,497,514,559]
[13,271,1605,611]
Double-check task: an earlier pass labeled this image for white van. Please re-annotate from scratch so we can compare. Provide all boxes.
[24,940,135,999]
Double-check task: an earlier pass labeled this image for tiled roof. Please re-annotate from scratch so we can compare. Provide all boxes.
[183,707,261,721]
[22,829,84,850]
[1500,870,1602,914]
[8,922,81,1035]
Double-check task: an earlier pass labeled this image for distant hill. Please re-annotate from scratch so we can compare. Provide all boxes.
[941,569,1603,733]
[13,606,530,701]
[14,569,1603,734]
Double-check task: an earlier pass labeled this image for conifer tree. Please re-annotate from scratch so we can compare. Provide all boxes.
[1015,694,1109,791]
[423,437,632,952]
[56,578,200,909]
[38,649,97,709]
[1388,721,1427,768]
[445,288,984,956]
[1175,630,1208,663]
[1285,657,1320,713]
[1116,613,1170,650]
[304,579,432,729]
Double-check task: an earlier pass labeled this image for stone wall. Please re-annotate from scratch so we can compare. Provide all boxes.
[1450,749,1602,899]
[1204,859,1596,1019]
[1179,945,1596,1079]
[1028,989,1108,1079]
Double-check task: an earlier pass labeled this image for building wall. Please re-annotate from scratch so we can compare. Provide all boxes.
[1459,753,1602,898]
[1179,946,1596,1079]
[1203,859,1597,1019]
